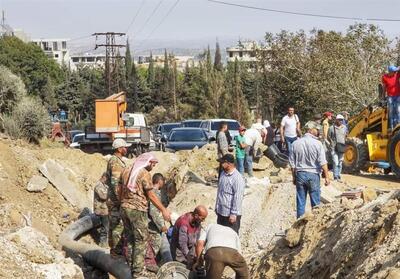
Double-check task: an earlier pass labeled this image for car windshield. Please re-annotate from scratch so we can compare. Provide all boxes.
[182,121,202,128]
[73,135,84,142]
[169,130,207,142]
[211,121,240,131]
[162,124,180,133]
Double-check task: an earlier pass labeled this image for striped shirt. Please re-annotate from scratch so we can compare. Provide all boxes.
[215,169,245,216]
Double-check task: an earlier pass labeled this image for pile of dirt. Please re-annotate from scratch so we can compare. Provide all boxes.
[250,191,400,279]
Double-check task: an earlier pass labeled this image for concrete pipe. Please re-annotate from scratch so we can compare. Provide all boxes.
[59,214,132,279]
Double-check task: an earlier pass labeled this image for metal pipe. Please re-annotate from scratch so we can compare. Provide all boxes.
[59,214,132,279]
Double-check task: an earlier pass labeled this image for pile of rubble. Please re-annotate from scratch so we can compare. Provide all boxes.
[250,191,400,279]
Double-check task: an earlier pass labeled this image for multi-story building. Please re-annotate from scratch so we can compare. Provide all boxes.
[226,40,259,63]
[137,54,197,72]
[32,38,74,69]
[70,53,106,69]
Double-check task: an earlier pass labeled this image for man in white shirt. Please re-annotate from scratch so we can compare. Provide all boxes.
[280,107,301,156]
[193,224,249,279]
[243,123,264,177]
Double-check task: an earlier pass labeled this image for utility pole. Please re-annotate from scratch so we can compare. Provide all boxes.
[92,32,126,96]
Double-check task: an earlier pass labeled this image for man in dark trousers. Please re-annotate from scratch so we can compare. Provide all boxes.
[215,154,245,234]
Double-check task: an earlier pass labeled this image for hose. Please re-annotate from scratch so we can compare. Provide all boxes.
[263,144,289,168]
[58,214,132,279]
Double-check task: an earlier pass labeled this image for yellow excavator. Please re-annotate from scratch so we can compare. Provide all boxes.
[343,85,400,177]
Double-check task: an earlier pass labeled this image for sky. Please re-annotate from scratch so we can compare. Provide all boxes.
[2,0,400,52]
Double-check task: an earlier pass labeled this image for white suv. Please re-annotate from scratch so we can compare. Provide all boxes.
[199,119,240,140]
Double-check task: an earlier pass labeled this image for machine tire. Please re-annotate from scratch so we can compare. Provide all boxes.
[342,137,369,174]
[388,131,400,178]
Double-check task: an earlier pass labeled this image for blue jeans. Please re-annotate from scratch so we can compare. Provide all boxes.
[331,150,344,180]
[295,171,321,219]
[285,136,297,157]
[244,146,253,177]
[236,157,245,175]
[388,96,400,129]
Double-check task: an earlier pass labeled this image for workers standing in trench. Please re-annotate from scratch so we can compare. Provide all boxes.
[145,173,168,273]
[119,153,171,278]
[106,138,131,256]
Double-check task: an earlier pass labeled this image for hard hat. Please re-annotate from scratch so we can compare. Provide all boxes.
[336,114,345,120]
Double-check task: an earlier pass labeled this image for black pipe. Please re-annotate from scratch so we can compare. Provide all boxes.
[263,144,289,168]
[59,214,132,279]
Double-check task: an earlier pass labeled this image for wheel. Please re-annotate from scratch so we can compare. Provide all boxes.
[342,137,369,174]
[389,131,400,178]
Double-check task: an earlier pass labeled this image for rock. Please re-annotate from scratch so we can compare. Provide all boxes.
[270,176,283,184]
[321,185,342,203]
[39,159,90,209]
[362,188,377,203]
[386,268,400,279]
[26,175,48,192]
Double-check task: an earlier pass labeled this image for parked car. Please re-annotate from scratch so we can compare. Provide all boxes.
[153,122,181,151]
[163,128,215,152]
[199,119,240,142]
[69,133,85,148]
[67,130,84,142]
[181,119,202,128]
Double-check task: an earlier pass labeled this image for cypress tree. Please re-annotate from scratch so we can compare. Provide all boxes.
[147,51,155,88]
[214,41,223,71]
[206,45,212,72]
[131,59,138,111]
[125,39,132,82]
[162,49,170,103]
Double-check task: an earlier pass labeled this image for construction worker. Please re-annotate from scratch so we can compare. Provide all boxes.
[289,122,330,218]
[382,65,400,129]
[193,223,249,279]
[106,138,130,256]
[93,173,109,247]
[170,206,208,269]
[328,114,348,182]
[243,123,264,177]
[119,153,171,278]
[145,173,168,273]
[215,154,245,233]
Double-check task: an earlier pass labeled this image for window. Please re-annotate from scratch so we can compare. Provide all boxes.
[53,42,58,51]
[229,52,233,58]
[86,57,95,62]
[211,121,240,131]
[169,130,207,142]
[250,51,256,58]
[72,57,79,62]
[162,123,180,133]
[239,51,243,58]
[54,54,59,58]
[62,41,67,49]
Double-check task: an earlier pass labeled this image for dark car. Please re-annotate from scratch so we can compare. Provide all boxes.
[154,123,181,150]
[164,128,214,152]
[181,120,202,128]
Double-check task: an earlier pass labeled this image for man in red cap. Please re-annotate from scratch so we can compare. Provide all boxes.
[235,126,247,175]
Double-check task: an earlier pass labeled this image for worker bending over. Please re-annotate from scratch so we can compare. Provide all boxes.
[194,223,249,279]
[170,205,208,269]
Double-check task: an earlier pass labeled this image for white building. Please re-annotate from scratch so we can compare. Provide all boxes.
[32,38,74,69]
[137,54,197,72]
[226,41,259,63]
[70,53,106,69]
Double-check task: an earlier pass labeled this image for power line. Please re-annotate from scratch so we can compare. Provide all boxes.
[207,0,400,22]
[134,0,164,38]
[125,0,146,34]
[69,35,92,42]
[135,0,181,51]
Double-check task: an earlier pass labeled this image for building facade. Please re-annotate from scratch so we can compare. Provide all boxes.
[70,53,106,69]
[32,38,74,69]
[226,41,259,63]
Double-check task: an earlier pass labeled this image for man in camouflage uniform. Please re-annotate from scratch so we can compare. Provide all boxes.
[93,173,109,247]
[106,138,131,256]
[145,173,167,273]
[120,153,171,278]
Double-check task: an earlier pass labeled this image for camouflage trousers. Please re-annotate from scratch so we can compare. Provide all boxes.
[120,207,149,275]
[145,232,162,266]
[107,203,124,255]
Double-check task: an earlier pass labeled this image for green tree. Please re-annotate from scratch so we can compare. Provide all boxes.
[214,41,223,71]
[147,52,155,88]
[0,65,27,115]
[125,39,132,82]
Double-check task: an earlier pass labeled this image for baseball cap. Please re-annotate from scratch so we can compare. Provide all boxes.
[388,65,399,72]
[305,121,322,131]
[238,126,246,132]
[263,120,270,128]
[323,111,332,117]
[336,114,345,120]
[112,138,132,149]
[217,154,235,164]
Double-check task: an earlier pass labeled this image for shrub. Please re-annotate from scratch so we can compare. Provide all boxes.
[3,96,51,143]
[0,65,27,115]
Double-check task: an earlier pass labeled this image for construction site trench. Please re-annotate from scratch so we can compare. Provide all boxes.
[0,137,400,279]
